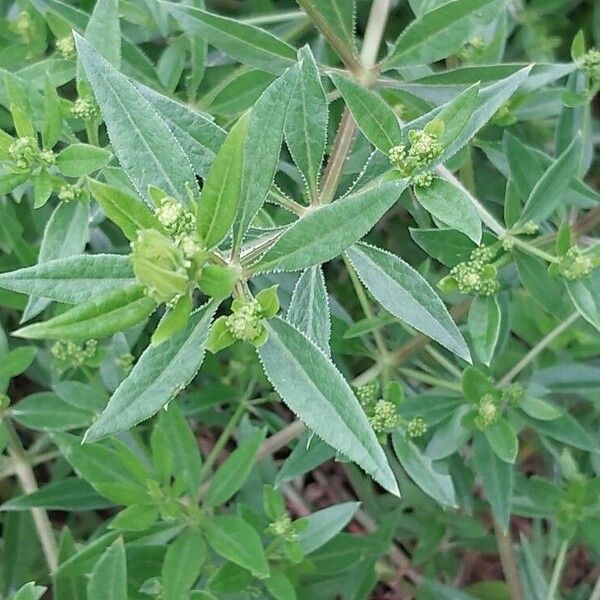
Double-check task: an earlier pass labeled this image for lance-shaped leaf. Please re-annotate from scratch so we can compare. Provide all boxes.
[519,135,581,225]
[287,266,331,354]
[14,286,156,341]
[88,179,162,241]
[285,46,328,198]
[252,177,408,273]
[87,538,127,600]
[468,295,502,366]
[298,0,357,56]
[382,0,505,69]
[392,431,457,507]
[258,317,399,496]
[75,34,197,203]
[414,177,482,243]
[23,201,89,322]
[346,243,470,361]
[330,72,401,153]
[472,432,512,532]
[565,271,600,333]
[133,80,226,178]
[84,301,217,442]
[198,113,249,249]
[84,0,120,68]
[0,255,137,304]
[233,65,299,250]
[164,3,296,75]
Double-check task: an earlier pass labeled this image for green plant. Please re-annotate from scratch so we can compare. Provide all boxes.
[0,0,599,598]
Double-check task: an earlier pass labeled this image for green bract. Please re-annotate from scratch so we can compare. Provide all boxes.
[0,2,598,599]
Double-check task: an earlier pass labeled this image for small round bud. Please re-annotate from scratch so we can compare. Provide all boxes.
[154,196,196,237]
[559,246,593,281]
[521,221,539,235]
[407,416,427,438]
[56,35,75,59]
[51,339,97,369]
[407,129,442,165]
[369,400,401,433]
[9,137,39,172]
[388,145,407,167]
[226,299,264,342]
[268,514,298,542]
[71,96,100,121]
[115,352,134,373]
[475,393,499,429]
[412,171,434,188]
[355,381,379,409]
[58,184,84,203]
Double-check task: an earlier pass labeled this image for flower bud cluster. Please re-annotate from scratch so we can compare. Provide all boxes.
[474,393,499,430]
[154,196,196,237]
[8,137,54,172]
[355,381,379,411]
[13,11,32,43]
[388,127,442,186]
[71,96,100,121]
[267,514,298,542]
[501,383,524,406]
[58,184,85,203]
[558,246,593,281]
[406,416,428,438]
[578,48,600,86]
[115,352,134,373]
[448,245,500,296]
[226,298,264,343]
[370,400,402,433]
[51,339,97,368]
[56,35,75,59]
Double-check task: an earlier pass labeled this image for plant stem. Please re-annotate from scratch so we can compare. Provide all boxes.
[499,311,580,385]
[590,573,600,600]
[359,0,391,69]
[241,10,307,25]
[546,539,569,600]
[493,519,524,600]
[197,401,247,488]
[343,255,389,362]
[4,419,58,572]
[510,236,560,264]
[397,367,461,392]
[268,188,307,215]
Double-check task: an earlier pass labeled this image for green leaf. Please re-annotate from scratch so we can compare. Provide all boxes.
[253,178,408,273]
[42,75,62,149]
[298,0,356,56]
[198,113,249,249]
[467,295,502,366]
[84,301,217,442]
[472,432,512,532]
[0,347,37,379]
[503,132,544,201]
[425,406,472,459]
[414,177,481,243]
[14,285,156,341]
[275,433,335,487]
[435,82,480,148]
[23,201,89,321]
[258,317,399,496]
[88,179,162,241]
[109,504,158,531]
[233,65,298,248]
[203,515,269,578]
[56,143,112,177]
[205,428,266,508]
[0,254,136,305]
[519,412,597,452]
[330,72,401,153]
[265,569,297,600]
[11,582,46,600]
[346,242,470,361]
[382,0,505,69]
[392,432,458,507]
[12,392,94,431]
[164,3,296,75]
[133,80,226,178]
[484,418,518,463]
[84,0,120,68]
[75,34,198,203]
[519,135,582,225]
[151,293,193,346]
[298,502,360,554]
[410,228,477,267]
[287,266,331,354]
[520,397,562,421]
[162,528,207,600]
[1,478,112,511]
[565,271,600,332]
[285,46,328,199]
[87,538,127,600]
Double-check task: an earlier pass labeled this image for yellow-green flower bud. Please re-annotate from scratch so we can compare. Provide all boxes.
[267,514,298,542]
[370,400,401,433]
[56,35,75,59]
[115,352,134,373]
[154,196,195,236]
[502,383,524,406]
[407,416,427,438]
[71,96,100,121]
[355,381,379,410]
[130,229,189,305]
[226,298,264,342]
[412,171,434,188]
[559,246,593,281]
[388,145,407,167]
[58,184,84,203]
[407,129,442,165]
[9,137,39,172]
[475,393,499,429]
[51,339,97,369]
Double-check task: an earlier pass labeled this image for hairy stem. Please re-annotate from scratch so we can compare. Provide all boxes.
[5,419,58,572]
[499,311,580,385]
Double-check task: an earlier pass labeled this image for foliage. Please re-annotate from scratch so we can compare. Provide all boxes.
[0,0,599,598]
